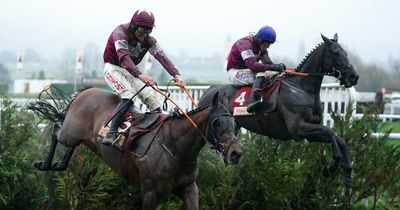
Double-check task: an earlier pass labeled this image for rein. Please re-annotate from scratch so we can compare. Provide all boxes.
[182,85,198,108]
[151,85,234,164]
[284,68,337,77]
[163,79,198,109]
[154,122,198,165]
[150,85,215,147]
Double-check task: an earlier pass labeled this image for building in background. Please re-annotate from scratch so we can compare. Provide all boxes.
[13,79,67,94]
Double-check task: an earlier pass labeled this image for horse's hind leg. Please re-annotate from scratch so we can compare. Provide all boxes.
[34,122,61,171]
[51,146,76,171]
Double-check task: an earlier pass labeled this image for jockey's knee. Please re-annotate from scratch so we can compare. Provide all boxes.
[144,96,161,111]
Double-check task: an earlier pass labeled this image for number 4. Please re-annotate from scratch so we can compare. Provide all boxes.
[235,91,247,106]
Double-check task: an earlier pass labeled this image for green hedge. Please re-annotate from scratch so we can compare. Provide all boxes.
[2,98,400,209]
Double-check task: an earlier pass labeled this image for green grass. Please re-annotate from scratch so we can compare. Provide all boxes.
[377,121,400,147]
[376,121,400,132]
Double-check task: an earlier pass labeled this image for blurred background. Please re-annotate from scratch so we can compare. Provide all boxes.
[0,0,399,91]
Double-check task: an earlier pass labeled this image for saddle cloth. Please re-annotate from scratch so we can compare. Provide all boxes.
[98,111,169,156]
[232,77,282,116]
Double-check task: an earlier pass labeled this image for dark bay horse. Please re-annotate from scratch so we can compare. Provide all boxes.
[198,34,359,191]
[28,87,242,210]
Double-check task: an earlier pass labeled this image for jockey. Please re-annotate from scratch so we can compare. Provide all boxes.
[226,25,286,113]
[102,9,186,147]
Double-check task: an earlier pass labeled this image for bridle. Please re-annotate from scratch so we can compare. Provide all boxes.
[155,103,239,165]
[206,106,239,155]
[285,43,347,80]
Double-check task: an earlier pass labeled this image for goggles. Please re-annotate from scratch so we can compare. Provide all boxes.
[136,25,153,34]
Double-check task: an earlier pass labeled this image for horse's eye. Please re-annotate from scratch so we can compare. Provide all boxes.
[212,120,221,127]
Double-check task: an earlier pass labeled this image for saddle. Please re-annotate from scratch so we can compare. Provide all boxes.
[232,75,283,116]
[98,110,170,156]
[97,108,171,181]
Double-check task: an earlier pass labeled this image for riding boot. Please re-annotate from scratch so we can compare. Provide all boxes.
[247,76,267,113]
[102,99,132,150]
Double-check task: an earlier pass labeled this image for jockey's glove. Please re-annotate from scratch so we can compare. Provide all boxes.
[270,63,286,72]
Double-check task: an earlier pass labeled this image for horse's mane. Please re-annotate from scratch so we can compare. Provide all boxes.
[295,42,324,70]
[27,86,92,123]
[175,104,212,119]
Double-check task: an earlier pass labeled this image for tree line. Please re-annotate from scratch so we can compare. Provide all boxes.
[1,44,400,91]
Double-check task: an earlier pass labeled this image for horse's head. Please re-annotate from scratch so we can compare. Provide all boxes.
[207,92,242,164]
[321,33,359,87]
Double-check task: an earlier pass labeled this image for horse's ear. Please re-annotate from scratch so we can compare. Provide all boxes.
[333,33,338,42]
[221,93,229,107]
[212,92,219,106]
[321,34,332,45]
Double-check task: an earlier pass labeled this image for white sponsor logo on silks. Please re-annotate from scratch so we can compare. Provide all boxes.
[115,40,129,51]
[241,49,255,60]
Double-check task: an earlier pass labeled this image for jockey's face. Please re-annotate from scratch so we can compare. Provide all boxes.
[134,26,152,42]
[260,41,271,50]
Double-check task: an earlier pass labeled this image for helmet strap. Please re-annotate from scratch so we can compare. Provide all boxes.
[255,36,263,45]
[131,24,138,33]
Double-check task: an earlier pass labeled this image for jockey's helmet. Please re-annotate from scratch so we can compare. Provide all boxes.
[256,26,276,44]
[131,9,155,28]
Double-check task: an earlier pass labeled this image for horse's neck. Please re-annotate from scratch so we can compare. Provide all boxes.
[171,110,209,161]
[294,44,326,97]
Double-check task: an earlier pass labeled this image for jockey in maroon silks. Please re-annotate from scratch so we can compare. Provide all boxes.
[102,9,186,148]
[226,26,286,113]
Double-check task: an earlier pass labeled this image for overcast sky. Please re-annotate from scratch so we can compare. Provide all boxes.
[1,0,399,65]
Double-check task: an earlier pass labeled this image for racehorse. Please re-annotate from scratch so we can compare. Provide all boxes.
[28,87,242,210]
[198,34,359,192]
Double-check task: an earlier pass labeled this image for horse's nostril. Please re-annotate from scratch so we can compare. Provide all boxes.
[349,74,359,83]
[231,151,242,163]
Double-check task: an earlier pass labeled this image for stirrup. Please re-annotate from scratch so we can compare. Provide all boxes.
[102,133,124,151]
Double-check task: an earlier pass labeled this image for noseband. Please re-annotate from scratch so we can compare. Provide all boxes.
[206,106,238,154]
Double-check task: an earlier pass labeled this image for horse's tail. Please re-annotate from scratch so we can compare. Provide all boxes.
[27,86,92,123]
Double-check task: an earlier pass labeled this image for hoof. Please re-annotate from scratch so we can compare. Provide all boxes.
[34,161,51,171]
[322,166,334,177]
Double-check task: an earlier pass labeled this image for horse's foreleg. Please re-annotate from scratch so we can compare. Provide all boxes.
[34,123,61,171]
[179,182,199,210]
[295,122,343,175]
[142,190,158,210]
[51,146,75,171]
[335,135,352,192]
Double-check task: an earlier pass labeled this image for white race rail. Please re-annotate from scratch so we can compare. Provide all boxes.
[2,83,399,139]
